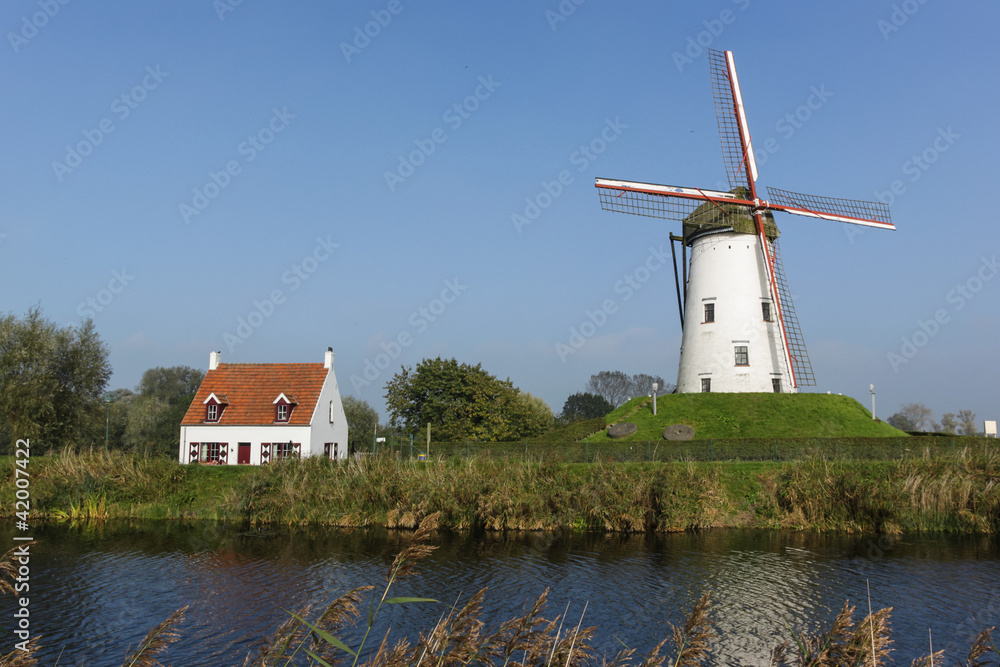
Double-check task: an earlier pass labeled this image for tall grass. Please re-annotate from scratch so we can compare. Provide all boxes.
[4,448,1000,533]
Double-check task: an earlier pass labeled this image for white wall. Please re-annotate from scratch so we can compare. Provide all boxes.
[676,230,793,393]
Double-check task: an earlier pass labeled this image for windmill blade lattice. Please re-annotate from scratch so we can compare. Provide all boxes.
[767,187,893,226]
[770,239,815,386]
[709,48,754,192]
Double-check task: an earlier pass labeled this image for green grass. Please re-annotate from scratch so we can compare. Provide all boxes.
[5,446,1000,534]
[589,392,907,441]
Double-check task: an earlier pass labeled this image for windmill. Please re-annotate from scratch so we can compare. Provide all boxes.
[596,49,895,394]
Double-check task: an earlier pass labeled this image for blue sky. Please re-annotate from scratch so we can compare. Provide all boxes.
[1,1,997,427]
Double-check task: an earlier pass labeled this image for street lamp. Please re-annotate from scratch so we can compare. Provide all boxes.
[869,384,876,420]
[652,382,659,416]
[103,392,116,450]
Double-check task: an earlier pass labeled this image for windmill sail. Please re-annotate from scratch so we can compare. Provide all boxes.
[770,239,815,386]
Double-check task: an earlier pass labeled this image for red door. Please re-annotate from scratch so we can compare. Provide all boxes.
[237,443,251,464]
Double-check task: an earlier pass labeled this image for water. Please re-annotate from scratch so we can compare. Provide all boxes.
[3,521,999,665]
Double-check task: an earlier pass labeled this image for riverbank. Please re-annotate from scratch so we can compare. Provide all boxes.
[3,448,999,533]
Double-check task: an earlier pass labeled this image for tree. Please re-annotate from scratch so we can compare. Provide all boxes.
[586,371,670,407]
[887,402,933,432]
[938,413,958,434]
[122,365,204,457]
[517,392,554,437]
[0,307,111,449]
[957,409,978,436]
[586,371,632,407]
[560,392,613,423]
[343,395,379,454]
[384,358,532,441]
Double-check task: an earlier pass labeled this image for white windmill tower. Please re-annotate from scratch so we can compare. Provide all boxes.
[596,49,895,393]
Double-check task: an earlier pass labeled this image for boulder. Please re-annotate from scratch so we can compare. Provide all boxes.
[607,422,637,439]
[663,424,695,441]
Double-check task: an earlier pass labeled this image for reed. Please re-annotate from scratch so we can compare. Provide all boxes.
[6,448,1000,534]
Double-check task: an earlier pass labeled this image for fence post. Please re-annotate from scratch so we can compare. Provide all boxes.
[710,439,714,461]
[409,434,413,459]
[899,438,903,460]
[773,439,777,461]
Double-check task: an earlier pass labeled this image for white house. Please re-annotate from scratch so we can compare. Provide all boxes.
[179,348,349,465]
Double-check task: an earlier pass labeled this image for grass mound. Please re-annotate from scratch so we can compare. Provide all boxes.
[591,392,907,441]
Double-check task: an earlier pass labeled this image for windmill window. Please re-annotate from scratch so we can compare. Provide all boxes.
[701,378,711,393]
[772,379,781,393]
[762,302,772,322]
[735,346,749,366]
[704,303,715,323]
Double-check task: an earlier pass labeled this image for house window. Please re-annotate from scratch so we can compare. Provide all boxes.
[704,303,715,323]
[324,442,339,460]
[762,302,772,322]
[330,401,335,423]
[701,378,711,393]
[735,346,749,366]
[207,404,218,421]
[272,442,299,460]
[276,404,289,422]
[199,442,221,463]
[772,379,782,393]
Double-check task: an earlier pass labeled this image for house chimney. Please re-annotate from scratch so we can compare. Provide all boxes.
[324,347,334,369]
[209,350,221,371]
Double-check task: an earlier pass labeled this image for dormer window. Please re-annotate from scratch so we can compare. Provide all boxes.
[203,393,228,422]
[273,393,297,423]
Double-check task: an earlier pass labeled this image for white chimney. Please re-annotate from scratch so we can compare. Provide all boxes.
[209,350,221,371]
[324,347,334,369]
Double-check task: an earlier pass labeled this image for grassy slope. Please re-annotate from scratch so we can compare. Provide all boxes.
[588,393,907,441]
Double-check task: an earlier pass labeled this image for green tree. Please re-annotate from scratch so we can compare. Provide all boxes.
[384,357,531,441]
[560,392,613,423]
[938,413,958,434]
[123,365,204,457]
[343,395,379,454]
[517,392,554,437]
[0,307,111,449]
[586,371,670,407]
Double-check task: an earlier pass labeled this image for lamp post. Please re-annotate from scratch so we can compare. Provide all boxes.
[652,382,658,416]
[869,384,876,420]
[103,392,116,450]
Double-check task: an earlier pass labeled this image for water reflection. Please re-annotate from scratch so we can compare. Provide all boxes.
[1,522,998,665]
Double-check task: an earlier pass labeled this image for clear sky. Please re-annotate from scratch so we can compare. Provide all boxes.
[1,1,997,427]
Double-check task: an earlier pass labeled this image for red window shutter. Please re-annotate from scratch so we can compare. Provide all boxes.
[293,443,301,459]
[261,443,270,464]
[189,443,198,463]
[219,443,228,463]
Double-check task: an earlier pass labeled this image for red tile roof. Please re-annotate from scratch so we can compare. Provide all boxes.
[181,363,328,426]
